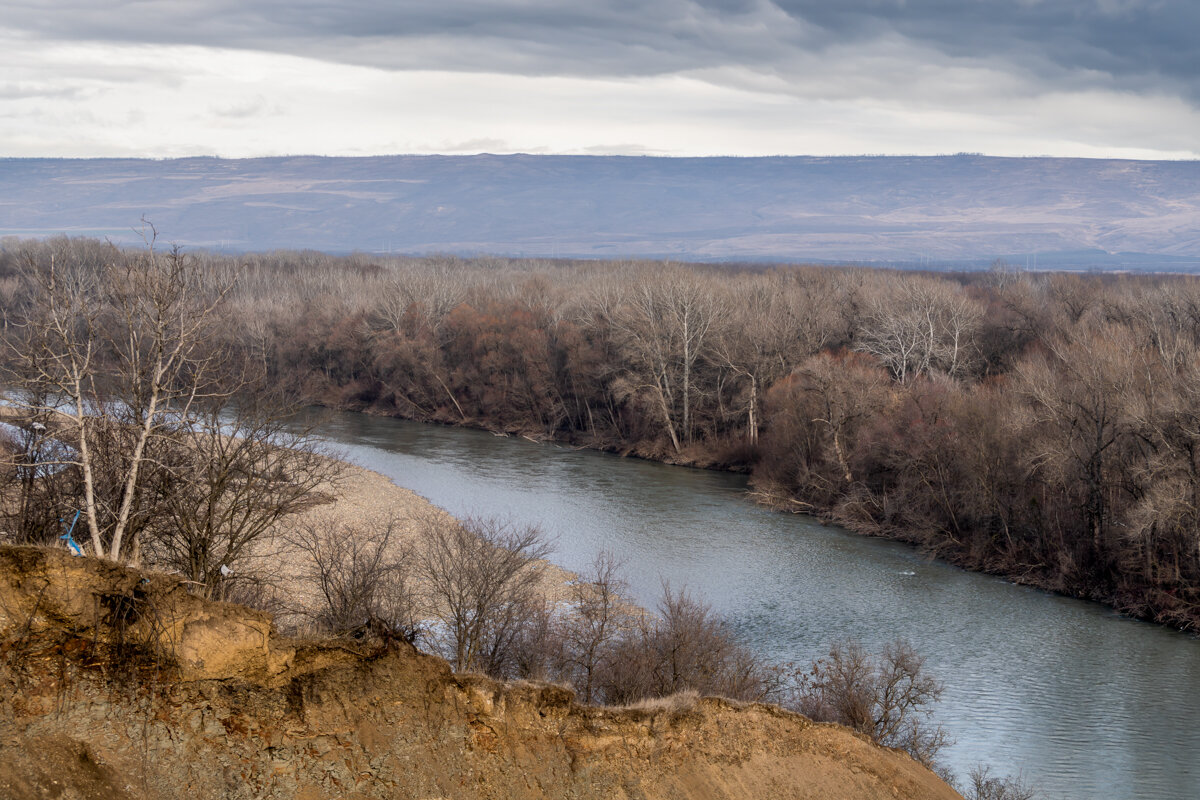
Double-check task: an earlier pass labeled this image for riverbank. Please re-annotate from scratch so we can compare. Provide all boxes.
[256,453,581,629]
[0,545,961,800]
[338,404,1200,633]
[749,483,1200,633]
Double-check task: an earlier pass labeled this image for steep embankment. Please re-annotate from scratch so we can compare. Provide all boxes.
[0,547,960,800]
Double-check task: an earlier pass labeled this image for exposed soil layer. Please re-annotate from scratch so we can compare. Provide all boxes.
[0,546,960,800]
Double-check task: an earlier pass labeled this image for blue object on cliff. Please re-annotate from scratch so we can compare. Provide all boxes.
[60,510,83,557]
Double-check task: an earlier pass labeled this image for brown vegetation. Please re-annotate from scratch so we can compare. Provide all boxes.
[3,238,1199,632]
[0,233,341,598]
[775,638,949,769]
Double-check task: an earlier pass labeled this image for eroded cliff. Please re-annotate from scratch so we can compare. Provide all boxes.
[0,547,960,800]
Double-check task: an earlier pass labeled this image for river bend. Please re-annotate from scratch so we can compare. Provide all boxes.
[317,412,1200,800]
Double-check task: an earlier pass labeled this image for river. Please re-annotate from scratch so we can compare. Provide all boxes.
[318,411,1200,800]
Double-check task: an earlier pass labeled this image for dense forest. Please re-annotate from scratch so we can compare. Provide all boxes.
[3,236,1200,631]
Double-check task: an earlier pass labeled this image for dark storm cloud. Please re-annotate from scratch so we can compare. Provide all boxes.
[784,1,1200,94]
[2,1,1196,96]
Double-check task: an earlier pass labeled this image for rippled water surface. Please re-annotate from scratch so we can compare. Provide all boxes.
[319,412,1200,800]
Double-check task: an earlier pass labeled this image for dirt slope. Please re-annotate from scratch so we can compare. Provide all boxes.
[0,547,961,800]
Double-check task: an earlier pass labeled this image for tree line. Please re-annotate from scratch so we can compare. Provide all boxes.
[2,236,1198,630]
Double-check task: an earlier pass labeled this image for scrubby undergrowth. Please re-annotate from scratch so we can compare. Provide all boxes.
[0,546,961,800]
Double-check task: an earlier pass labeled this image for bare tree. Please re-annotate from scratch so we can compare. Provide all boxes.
[2,231,335,582]
[650,583,765,700]
[415,513,553,673]
[962,765,1040,800]
[371,259,466,335]
[504,597,561,682]
[3,232,231,562]
[598,583,768,705]
[786,638,949,768]
[604,269,722,452]
[288,515,418,639]
[1016,321,1145,556]
[855,276,982,382]
[712,274,828,445]
[144,387,343,600]
[558,551,637,703]
[755,352,888,503]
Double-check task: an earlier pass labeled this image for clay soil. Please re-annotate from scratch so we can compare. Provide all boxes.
[0,546,962,800]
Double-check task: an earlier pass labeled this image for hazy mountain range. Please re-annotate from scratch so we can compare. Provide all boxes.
[2,154,1198,269]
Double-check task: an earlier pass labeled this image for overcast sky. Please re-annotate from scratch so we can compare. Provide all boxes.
[2,1,1197,159]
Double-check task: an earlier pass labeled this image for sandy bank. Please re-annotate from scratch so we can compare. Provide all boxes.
[256,454,580,627]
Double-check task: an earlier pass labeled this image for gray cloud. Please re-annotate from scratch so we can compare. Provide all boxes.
[1,0,1197,161]
[784,2,1200,95]
[0,83,83,101]
[1,0,1194,100]
[0,1,796,77]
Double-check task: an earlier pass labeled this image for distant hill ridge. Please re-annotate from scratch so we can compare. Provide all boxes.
[1,154,1198,268]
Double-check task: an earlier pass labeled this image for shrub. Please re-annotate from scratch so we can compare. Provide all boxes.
[779,638,950,768]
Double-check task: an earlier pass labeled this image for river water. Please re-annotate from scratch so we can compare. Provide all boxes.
[318,411,1200,800]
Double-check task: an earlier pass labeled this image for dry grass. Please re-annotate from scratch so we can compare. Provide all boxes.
[619,689,701,714]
